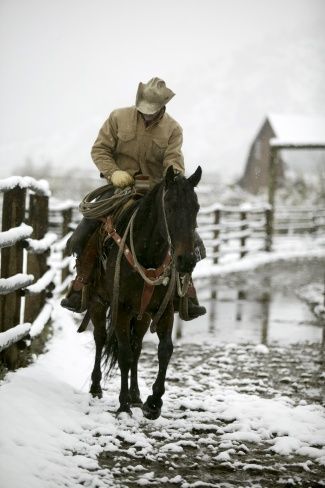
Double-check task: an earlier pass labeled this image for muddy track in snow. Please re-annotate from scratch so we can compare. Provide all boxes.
[97,341,325,488]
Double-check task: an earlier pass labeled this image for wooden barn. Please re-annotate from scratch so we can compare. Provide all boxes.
[239,114,325,194]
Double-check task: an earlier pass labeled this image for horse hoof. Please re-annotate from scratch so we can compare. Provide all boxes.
[90,386,102,399]
[142,399,162,420]
[116,405,132,417]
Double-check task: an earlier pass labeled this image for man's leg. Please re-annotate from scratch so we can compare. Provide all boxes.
[186,278,206,319]
[61,219,100,312]
[175,276,206,321]
[175,232,207,321]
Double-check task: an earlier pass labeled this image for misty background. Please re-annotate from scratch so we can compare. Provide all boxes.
[0,0,324,192]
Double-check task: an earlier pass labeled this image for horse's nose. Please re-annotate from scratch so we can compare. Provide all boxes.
[176,254,196,274]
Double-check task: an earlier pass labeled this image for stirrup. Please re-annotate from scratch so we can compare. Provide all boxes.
[179,296,189,321]
[179,295,206,321]
[61,282,89,313]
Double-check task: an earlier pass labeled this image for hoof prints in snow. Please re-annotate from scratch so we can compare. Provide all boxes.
[1,307,324,488]
[97,343,325,487]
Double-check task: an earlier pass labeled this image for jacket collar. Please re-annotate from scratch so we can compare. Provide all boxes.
[137,106,166,129]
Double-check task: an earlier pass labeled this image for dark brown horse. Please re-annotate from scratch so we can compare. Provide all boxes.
[88,165,202,419]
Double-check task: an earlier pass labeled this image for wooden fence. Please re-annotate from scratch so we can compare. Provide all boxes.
[0,178,76,370]
[198,203,325,264]
[1,176,324,370]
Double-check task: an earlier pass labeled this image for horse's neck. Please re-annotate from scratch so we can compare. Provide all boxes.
[133,199,169,268]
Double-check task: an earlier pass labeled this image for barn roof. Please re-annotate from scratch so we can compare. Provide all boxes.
[267,113,325,146]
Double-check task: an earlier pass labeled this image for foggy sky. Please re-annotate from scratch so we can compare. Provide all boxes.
[0,0,324,179]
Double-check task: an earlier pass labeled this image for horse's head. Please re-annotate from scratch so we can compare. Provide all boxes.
[163,165,202,274]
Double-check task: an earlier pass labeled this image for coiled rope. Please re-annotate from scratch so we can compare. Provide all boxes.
[79,184,141,219]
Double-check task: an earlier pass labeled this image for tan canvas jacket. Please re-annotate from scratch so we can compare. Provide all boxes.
[91,106,184,187]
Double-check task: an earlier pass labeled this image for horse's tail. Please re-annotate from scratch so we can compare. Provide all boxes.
[102,311,118,377]
[103,313,137,377]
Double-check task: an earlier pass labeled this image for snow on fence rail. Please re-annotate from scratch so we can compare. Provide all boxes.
[0,178,77,370]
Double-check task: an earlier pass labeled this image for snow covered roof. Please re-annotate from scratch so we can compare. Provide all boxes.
[267,114,325,147]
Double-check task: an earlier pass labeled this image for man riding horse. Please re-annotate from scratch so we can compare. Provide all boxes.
[61,77,206,320]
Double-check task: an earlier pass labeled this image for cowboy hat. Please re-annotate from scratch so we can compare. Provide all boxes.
[135,77,175,115]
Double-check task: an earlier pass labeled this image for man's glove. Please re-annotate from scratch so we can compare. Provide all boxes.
[110,170,134,188]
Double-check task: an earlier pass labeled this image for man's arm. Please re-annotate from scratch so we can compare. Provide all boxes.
[163,127,185,175]
[91,113,119,179]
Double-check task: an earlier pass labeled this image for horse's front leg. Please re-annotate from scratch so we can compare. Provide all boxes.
[89,302,107,398]
[143,304,174,420]
[129,315,150,407]
[115,307,133,415]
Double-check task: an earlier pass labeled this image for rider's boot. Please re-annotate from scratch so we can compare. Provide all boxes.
[186,280,207,320]
[174,277,206,321]
[61,233,98,313]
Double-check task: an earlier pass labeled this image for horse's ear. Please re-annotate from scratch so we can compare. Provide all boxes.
[165,165,176,186]
[187,166,202,187]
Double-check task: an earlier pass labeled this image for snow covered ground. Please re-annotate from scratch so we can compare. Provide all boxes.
[1,224,325,487]
[1,256,325,487]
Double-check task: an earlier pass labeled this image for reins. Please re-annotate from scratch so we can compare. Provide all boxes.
[96,182,191,332]
[108,186,181,333]
[111,209,138,334]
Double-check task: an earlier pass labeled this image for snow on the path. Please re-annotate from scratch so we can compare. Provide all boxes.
[178,392,325,460]
[0,302,324,488]
[0,304,116,488]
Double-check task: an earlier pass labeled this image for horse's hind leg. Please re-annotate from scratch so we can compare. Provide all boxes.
[143,305,174,420]
[90,302,107,398]
[129,315,150,407]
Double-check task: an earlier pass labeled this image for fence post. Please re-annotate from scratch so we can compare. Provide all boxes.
[213,209,220,265]
[0,187,26,369]
[265,147,277,252]
[240,210,247,258]
[61,208,73,284]
[312,210,318,234]
[264,208,272,251]
[211,209,220,300]
[24,194,49,324]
